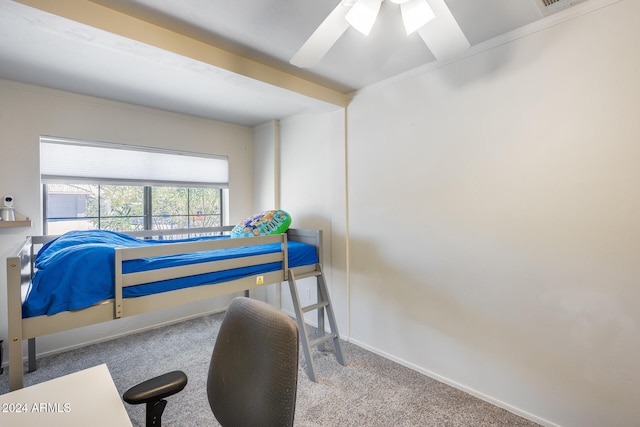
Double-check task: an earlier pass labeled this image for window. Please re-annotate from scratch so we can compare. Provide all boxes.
[41,137,228,235]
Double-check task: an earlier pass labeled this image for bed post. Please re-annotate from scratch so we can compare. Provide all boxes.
[6,237,34,390]
[7,245,28,390]
[27,339,37,372]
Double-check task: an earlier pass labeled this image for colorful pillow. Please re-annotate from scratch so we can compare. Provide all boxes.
[230,210,291,238]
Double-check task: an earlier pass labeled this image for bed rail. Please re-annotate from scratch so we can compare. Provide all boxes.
[113,233,288,318]
[30,225,235,246]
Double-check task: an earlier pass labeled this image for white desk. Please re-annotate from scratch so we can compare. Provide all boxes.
[0,364,132,426]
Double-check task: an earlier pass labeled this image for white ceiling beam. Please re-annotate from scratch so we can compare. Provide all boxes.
[14,0,349,108]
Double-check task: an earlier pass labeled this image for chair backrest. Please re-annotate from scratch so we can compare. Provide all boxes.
[207,297,300,427]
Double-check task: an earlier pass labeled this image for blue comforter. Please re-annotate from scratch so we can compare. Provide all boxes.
[23,230,317,318]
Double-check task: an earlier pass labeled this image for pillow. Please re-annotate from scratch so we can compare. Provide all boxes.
[230,210,291,238]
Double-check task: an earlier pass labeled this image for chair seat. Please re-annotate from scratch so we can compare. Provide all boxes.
[123,370,188,405]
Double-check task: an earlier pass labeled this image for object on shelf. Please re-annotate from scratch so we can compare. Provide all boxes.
[1,194,16,221]
[0,194,31,227]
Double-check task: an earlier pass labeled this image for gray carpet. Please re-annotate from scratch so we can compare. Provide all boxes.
[0,312,539,426]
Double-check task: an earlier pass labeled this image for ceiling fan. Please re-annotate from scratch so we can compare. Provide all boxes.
[290,0,470,68]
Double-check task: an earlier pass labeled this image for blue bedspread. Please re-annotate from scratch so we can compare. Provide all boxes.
[23,230,318,318]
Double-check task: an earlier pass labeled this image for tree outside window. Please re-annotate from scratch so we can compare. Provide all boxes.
[45,184,221,235]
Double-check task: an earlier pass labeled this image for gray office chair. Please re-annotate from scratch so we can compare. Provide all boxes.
[123,297,300,427]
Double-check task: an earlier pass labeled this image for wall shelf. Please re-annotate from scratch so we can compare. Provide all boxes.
[0,211,32,228]
[0,219,32,228]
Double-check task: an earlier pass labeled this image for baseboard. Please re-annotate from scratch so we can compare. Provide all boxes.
[276,312,556,426]
[347,337,559,427]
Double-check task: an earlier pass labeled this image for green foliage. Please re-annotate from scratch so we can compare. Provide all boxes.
[66,184,221,232]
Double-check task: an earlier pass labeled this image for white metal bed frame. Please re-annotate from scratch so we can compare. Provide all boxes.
[6,226,345,391]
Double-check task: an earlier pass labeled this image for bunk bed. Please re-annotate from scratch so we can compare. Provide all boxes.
[6,226,345,391]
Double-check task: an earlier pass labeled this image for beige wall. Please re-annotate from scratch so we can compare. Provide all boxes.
[345,1,640,425]
[252,112,348,328]
[0,79,254,357]
[278,111,348,327]
[249,119,279,304]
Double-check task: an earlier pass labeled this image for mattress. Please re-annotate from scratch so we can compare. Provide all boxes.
[23,230,318,318]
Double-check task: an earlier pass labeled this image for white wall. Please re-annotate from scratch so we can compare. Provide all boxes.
[250,120,279,304]
[0,79,255,359]
[253,120,278,211]
[346,1,640,426]
[274,111,348,329]
[252,112,347,328]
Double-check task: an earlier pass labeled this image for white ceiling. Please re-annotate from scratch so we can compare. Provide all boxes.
[0,0,581,126]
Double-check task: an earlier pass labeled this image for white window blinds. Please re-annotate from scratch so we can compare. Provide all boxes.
[40,137,228,188]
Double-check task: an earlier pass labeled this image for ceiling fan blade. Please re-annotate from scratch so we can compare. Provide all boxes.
[400,0,435,35]
[417,0,470,61]
[290,3,351,68]
[345,0,383,36]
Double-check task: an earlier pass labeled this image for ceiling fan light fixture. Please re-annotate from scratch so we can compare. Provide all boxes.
[401,0,435,35]
[345,0,383,36]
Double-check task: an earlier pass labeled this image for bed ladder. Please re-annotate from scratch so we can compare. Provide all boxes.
[288,265,346,382]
